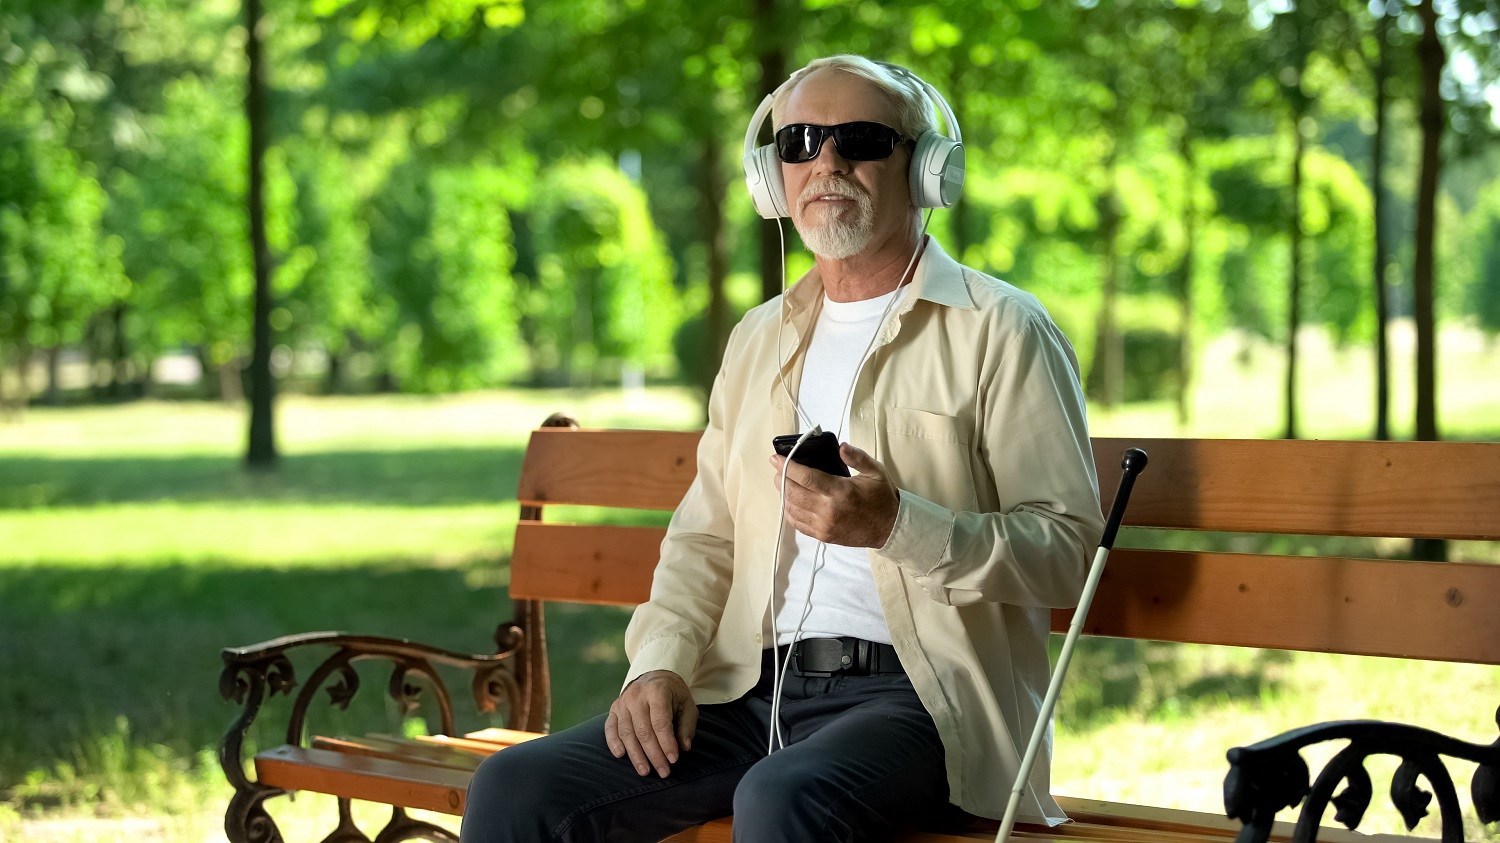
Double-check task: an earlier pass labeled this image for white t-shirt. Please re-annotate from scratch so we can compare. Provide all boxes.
[774,287,905,646]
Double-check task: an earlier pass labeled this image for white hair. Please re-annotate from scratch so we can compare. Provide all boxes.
[769,55,936,139]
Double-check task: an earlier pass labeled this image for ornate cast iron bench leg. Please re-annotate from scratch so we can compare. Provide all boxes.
[1224,706,1500,842]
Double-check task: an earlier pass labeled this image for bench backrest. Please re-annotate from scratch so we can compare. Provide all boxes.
[510,429,1500,666]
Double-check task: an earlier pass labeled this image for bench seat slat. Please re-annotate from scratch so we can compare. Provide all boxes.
[254,745,472,815]
[309,736,481,771]
[257,744,1427,842]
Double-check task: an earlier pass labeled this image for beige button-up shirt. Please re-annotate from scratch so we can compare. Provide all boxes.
[624,238,1104,823]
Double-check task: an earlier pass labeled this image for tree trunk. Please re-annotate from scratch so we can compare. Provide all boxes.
[1371,10,1392,442]
[13,338,31,411]
[1089,164,1124,408]
[109,303,127,400]
[701,133,730,386]
[195,345,221,399]
[325,349,345,395]
[1284,105,1305,441]
[43,344,62,406]
[1177,131,1197,428]
[1411,0,1446,562]
[1413,0,1442,445]
[754,0,786,304]
[244,0,278,470]
[84,313,106,400]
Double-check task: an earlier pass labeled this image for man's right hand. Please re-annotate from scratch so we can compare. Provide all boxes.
[605,669,698,778]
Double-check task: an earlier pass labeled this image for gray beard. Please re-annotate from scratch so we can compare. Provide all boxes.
[795,210,875,260]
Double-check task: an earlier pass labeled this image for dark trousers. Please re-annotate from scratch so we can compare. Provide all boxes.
[460,649,950,842]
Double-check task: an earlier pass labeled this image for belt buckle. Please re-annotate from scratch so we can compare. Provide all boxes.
[792,639,849,677]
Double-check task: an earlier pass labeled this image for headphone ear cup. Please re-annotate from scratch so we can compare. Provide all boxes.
[908,130,965,209]
[743,144,791,219]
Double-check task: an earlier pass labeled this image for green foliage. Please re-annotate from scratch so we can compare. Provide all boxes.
[1466,181,1500,336]
[0,61,116,362]
[527,158,678,384]
[367,159,524,391]
[274,138,372,357]
[108,72,251,368]
[1302,147,1374,344]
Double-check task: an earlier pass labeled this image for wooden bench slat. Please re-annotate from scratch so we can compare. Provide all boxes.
[511,522,1499,664]
[1094,438,1500,540]
[1053,796,1423,843]
[255,745,472,815]
[517,431,1500,540]
[509,521,663,605]
[416,733,542,755]
[309,736,481,771]
[518,428,699,511]
[258,743,1428,842]
[1052,549,1500,664]
[462,727,547,747]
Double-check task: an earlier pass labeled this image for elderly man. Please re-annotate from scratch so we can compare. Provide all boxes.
[462,54,1103,843]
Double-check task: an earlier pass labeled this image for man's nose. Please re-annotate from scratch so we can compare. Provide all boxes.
[810,134,850,175]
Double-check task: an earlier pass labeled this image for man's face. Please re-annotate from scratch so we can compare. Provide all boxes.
[779,69,914,261]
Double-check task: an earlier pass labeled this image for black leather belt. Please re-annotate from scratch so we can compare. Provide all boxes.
[787,637,903,677]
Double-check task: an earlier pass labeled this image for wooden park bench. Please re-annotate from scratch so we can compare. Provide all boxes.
[219,415,1500,842]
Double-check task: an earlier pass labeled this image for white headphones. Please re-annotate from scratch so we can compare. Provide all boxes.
[741,61,965,220]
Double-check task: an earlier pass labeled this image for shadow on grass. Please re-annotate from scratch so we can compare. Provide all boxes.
[1055,637,1291,728]
[0,445,528,509]
[0,559,631,808]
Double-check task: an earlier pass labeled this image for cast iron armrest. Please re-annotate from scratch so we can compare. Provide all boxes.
[1223,707,1500,843]
[217,626,525,794]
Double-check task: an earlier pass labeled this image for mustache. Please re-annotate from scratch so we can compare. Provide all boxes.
[798,178,868,210]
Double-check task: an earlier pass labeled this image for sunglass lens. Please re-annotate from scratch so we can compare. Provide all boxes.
[835,122,898,161]
[776,125,823,163]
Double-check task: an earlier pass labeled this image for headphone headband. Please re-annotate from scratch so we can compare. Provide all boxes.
[740,61,965,220]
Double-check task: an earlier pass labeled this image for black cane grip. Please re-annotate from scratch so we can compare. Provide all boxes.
[1099,448,1148,550]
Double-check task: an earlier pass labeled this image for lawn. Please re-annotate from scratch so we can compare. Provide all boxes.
[1,324,1497,841]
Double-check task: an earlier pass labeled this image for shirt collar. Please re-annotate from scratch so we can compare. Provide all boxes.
[784,235,977,316]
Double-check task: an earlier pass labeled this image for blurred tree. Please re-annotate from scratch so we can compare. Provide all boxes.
[245,0,277,469]
[0,62,114,413]
[1362,2,1406,440]
[366,156,527,392]
[108,74,253,400]
[1468,180,1500,340]
[1413,0,1445,445]
[529,158,677,385]
[270,138,372,394]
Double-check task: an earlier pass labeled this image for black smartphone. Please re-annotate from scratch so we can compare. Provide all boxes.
[772,430,851,477]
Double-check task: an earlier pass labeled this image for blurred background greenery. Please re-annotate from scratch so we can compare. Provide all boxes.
[1,0,1499,839]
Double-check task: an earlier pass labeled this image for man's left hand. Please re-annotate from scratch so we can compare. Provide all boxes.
[770,442,899,548]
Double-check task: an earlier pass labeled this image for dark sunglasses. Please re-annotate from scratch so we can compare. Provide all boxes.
[774,121,910,164]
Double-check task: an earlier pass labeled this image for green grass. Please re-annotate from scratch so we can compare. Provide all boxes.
[1,327,1498,840]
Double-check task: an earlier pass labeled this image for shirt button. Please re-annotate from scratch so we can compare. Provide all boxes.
[754,633,762,643]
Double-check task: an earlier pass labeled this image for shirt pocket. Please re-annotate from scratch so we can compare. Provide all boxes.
[883,407,978,512]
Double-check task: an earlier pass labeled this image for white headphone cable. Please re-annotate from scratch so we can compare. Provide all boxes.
[766,210,934,754]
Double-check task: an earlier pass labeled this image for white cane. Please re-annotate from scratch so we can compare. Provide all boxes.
[996,448,1149,842]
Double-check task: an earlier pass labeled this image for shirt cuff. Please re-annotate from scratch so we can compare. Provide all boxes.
[623,635,700,692]
[876,489,955,576]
